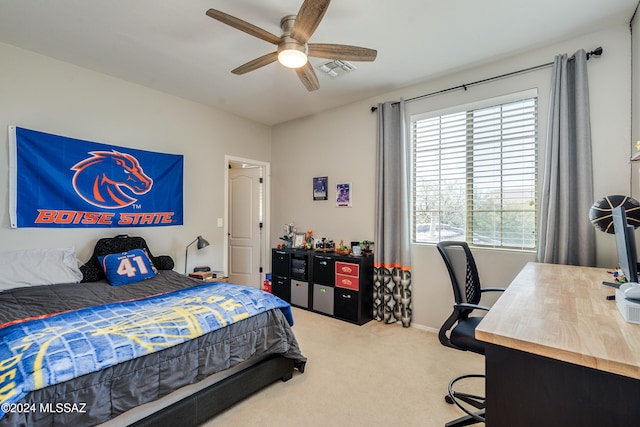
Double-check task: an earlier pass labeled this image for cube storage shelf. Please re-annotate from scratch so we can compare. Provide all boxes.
[271,248,373,325]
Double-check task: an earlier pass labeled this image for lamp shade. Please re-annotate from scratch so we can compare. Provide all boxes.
[278,48,308,68]
[277,38,308,69]
[185,235,210,274]
[197,235,210,250]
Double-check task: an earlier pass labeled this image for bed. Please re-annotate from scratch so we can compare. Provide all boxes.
[0,235,306,427]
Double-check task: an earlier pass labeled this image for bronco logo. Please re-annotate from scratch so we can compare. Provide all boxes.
[71,151,153,209]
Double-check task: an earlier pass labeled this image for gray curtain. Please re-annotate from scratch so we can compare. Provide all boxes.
[373,100,412,327]
[537,49,595,266]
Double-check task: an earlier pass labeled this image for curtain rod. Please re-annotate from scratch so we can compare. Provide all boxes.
[370,47,603,112]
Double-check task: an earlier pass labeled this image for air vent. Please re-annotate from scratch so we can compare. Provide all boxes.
[318,60,357,78]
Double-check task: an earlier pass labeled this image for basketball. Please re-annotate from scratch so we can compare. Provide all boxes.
[589,195,640,233]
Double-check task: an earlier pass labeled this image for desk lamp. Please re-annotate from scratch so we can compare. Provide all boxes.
[185,235,210,274]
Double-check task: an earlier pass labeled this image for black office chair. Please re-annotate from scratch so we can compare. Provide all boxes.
[436,241,505,427]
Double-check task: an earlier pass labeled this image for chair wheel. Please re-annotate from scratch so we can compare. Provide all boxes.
[445,395,454,404]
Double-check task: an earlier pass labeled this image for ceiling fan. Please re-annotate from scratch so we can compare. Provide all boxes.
[205,0,377,91]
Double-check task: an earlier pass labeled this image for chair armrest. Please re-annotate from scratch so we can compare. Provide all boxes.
[481,287,506,293]
[454,302,491,312]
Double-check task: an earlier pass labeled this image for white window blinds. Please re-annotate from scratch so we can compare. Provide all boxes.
[412,95,537,250]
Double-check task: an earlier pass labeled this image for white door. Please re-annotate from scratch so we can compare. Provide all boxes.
[228,165,262,287]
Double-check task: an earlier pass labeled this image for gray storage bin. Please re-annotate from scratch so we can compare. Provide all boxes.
[291,280,309,308]
[313,284,334,315]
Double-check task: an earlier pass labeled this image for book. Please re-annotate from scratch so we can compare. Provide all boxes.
[189,271,213,280]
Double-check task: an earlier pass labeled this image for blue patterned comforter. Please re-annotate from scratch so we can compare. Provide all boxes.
[0,282,292,418]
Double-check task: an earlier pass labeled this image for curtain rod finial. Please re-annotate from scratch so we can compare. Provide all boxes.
[371,106,378,113]
[587,47,603,59]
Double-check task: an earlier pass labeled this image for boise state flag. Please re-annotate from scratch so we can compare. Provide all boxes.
[9,126,183,228]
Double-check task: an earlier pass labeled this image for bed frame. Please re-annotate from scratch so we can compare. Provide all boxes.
[0,235,300,427]
[131,354,294,427]
[81,236,298,426]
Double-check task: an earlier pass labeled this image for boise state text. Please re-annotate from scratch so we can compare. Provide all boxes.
[34,210,177,226]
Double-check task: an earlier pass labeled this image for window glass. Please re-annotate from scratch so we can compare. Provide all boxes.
[412,94,537,250]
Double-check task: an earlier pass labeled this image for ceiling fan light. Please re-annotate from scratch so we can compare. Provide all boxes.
[278,48,308,68]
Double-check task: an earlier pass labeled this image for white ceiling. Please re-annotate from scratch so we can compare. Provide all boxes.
[0,0,637,126]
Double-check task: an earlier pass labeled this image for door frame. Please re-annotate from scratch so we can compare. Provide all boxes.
[224,155,270,287]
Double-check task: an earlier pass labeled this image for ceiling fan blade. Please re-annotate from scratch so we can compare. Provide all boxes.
[231,52,279,75]
[295,62,320,91]
[290,0,331,44]
[206,9,281,45]
[308,44,377,62]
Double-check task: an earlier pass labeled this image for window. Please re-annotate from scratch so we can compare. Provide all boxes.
[412,93,537,250]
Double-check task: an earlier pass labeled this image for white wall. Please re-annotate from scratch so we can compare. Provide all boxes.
[0,42,272,273]
[632,6,640,199]
[271,102,377,245]
[271,24,632,329]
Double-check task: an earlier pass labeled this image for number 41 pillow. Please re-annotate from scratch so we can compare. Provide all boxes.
[98,249,157,286]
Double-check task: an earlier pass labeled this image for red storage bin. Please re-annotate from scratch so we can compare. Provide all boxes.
[263,279,272,293]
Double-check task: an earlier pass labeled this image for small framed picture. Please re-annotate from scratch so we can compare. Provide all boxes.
[336,182,352,207]
[293,232,306,248]
[313,177,328,200]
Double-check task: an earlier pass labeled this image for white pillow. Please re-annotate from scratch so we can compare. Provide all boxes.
[0,247,83,291]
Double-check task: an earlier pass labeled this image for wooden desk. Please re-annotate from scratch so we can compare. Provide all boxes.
[476,262,640,426]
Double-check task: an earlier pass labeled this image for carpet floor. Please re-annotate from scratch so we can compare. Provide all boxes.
[203,307,485,426]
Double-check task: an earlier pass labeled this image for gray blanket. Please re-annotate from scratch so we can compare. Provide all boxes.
[0,271,306,426]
